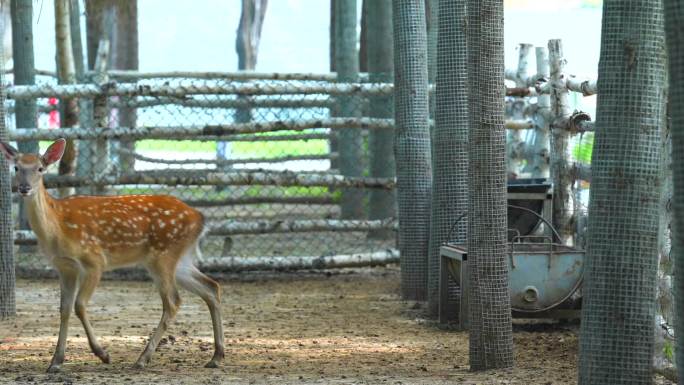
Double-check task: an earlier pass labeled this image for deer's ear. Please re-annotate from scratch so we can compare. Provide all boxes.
[0,141,18,163]
[41,139,66,166]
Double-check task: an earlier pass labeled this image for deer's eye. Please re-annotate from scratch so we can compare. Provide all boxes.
[38,167,44,173]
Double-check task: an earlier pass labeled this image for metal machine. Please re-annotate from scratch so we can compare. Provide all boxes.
[438,178,584,327]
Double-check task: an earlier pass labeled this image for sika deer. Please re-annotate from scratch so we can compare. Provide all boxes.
[0,139,224,372]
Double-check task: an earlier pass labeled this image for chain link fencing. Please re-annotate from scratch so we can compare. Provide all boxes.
[6,71,399,277]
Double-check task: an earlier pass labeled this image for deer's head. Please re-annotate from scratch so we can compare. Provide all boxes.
[0,139,66,197]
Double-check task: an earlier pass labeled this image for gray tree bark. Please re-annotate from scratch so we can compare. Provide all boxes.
[217,0,267,179]
[10,0,35,232]
[466,0,514,370]
[663,0,684,382]
[112,0,138,173]
[579,0,667,383]
[366,0,395,239]
[54,0,79,198]
[335,0,364,219]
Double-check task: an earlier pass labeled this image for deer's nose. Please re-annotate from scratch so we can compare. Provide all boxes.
[17,184,32,195]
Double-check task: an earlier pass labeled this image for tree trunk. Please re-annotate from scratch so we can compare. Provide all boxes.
[548,40,575,245]
[10,0,35,233]
[54,0,79,197]
[664,2,684,382]
[366,0,395,240]
[359,0,368,74]
[329,0,338,170]
[426,0,468,317]
[111,1,138,173]
[85,1,138,176]
[426,0,438,119]
[0,0,13,318]
[71,0,94,191]
[579,1,666,383]
[334,0,364,220]
[392,0,432,300]
[218,0,268,176]
[466,0,514,370]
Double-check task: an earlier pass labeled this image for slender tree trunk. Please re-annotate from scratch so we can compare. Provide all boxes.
[218,0,267,174]
[329,0,338,171]
[54,0,79,197]
[366,0,395,240]
[579,1,666,383]
[112,0,138,172]
[335,0,363,219]
[10,0,35,232]
[359,0,368,74]
[72,0,94,190]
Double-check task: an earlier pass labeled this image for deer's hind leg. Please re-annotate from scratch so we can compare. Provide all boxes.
[134,253,182,369]
[176,259,224,368]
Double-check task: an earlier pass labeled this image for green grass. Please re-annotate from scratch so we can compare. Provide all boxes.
[135,138,328,158]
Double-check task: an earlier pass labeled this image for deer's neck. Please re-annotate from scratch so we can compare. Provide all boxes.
[24,182,61,245]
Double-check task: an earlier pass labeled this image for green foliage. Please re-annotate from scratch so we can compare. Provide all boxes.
[664,341,674,362]
[572,133,594,164]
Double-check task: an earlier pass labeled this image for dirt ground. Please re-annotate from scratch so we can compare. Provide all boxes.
[0,267,621,384]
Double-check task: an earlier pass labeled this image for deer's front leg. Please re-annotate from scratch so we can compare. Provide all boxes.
[48,268,79,373]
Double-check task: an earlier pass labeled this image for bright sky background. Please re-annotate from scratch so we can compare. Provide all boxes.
[26,0,602,79]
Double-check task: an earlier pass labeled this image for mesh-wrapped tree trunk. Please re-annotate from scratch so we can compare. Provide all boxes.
[426,0,437,118]
[466,0,513,370]
[10,0,36,233]
[0,41,13,319]
[367,0,395,239]
[664,0,684,381]
[426,0,468,317]
[392,0,432,300]
[335,0,364,219]
[578,0,666,383]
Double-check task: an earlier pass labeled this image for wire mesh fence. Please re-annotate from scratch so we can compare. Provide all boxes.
[6,72,399,276]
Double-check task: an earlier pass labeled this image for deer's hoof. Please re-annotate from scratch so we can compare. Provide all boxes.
[98,351,111,364]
